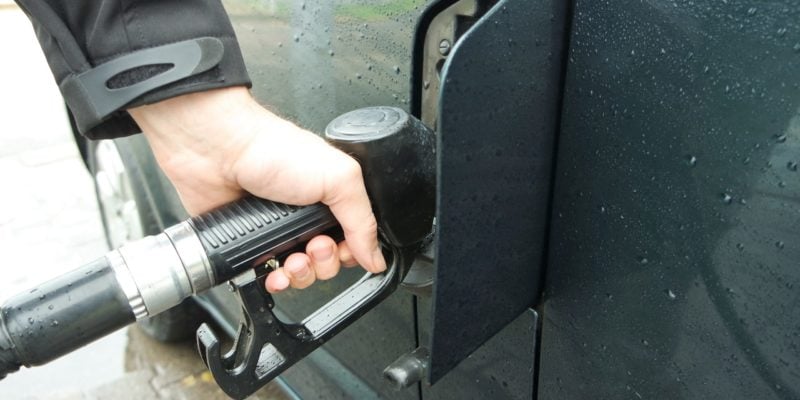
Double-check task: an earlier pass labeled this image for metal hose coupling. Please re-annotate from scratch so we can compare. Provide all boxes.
[111,221,215,320]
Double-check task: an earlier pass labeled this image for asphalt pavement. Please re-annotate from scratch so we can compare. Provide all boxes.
[0,5,289,399]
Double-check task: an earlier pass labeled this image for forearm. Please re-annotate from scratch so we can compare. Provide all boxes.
[129,86,276,215]
[130,87,257,193]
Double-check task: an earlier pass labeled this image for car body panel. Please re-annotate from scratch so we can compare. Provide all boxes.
[418,297,539,399]
[429,0,566,382]
[539,1,800,398]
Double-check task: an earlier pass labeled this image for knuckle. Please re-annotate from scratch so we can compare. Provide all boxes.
[292,276,315,289]
[336,157,362,181]
[316,268,338,280]
[362,214,379,235]
[344,214,377,239]
[324,157,365,206]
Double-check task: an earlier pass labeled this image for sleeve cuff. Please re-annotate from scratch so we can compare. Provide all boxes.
[68,35,251,140]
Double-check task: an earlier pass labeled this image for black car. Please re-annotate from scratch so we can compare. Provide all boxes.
[77,0,800,398]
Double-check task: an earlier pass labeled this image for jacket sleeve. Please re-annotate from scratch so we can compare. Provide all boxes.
[15,0,252,139]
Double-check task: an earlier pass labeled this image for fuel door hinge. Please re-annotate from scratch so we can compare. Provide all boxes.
[416,0,495,130]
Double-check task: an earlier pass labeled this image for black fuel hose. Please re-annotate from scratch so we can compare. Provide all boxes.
[0,257,134,378]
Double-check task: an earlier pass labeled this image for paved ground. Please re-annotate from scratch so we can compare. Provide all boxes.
[0,5,289,399]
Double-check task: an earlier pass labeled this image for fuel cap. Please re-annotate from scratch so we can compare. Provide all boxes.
[325,106,409,142]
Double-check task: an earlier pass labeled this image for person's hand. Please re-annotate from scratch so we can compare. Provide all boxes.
[128,87,386,293]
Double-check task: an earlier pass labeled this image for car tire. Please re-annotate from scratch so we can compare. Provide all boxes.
[88,137,205,342]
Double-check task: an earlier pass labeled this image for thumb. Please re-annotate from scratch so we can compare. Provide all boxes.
[323,159,386,274]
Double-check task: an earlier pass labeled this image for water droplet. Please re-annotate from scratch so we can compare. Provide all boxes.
[393,65,401,74]
[423,81,430,89]
[641,339,650,346]
[355,73,362,79]
[38,294,45,300]
[778,181,786,188]
[27,317,34,325]
[736,243,745,252]
[787,161,798,171]
[328,49,334,56]
[774,134,787,143]
[794,43,800,52]
[687,155,697,167]
[738,198,747,205]
[599,205,607,213]
[775,241,785,250]
[637,256,649,265]
[721,193,733,204]
[703,65,710,74]
[51,320,59,327]
[605,293,614,300]
[293,34,300,43]
[777,27,787,37]
[665,289,677,300]
[746,7,757,16]
[48,305,54,310]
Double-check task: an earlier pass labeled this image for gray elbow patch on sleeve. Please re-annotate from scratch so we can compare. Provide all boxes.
[60,37,225,134]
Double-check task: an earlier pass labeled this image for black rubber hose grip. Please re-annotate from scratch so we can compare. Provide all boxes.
[189,196,342,283]
[0,257,135,378]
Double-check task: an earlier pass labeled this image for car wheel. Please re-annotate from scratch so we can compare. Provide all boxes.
[89,137,205,342]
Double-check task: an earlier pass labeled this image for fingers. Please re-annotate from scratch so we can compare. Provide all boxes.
[283,253,316,289]
[337,241,359,268]
[324,159,387,274]
[306,236,340,280]
[266,236,354,293]
[265,268,290,293]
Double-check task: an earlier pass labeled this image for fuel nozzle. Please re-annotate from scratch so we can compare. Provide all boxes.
[0,107,436,400]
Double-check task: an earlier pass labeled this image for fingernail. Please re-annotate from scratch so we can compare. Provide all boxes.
[311,245,334,263]
[371,247,387,273]
[288,262,311,280]
[267,272,290,293]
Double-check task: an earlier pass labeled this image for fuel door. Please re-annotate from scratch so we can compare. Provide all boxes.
[419,0,569,383]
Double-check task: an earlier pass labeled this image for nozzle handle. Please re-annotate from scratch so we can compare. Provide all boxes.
[190,197,341,284]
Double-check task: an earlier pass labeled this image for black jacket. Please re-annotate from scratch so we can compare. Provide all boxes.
[15,0,251,139]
